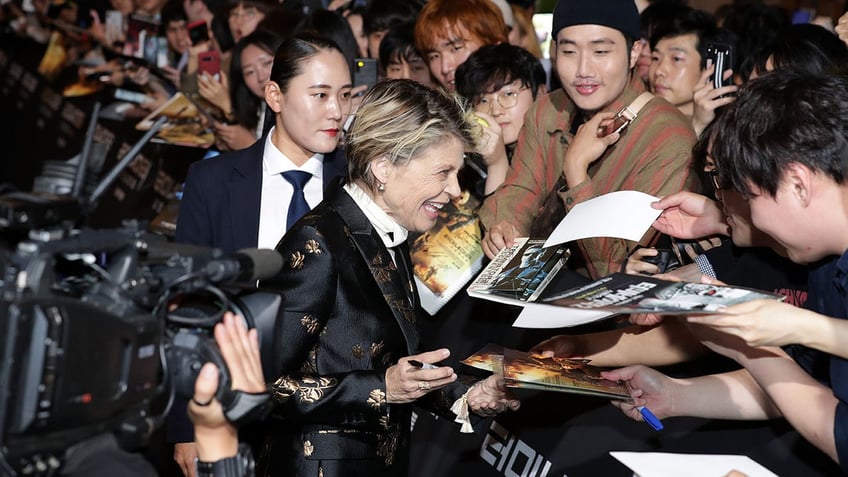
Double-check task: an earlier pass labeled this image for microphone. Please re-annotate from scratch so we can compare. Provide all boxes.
[204,248,283,283]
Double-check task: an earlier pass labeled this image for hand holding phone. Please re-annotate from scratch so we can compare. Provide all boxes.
[705,42,734,91]
[198,50,220,79]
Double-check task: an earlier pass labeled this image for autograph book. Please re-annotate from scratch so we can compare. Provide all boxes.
[461,344,629,400]
[467,238,569,306]
[136,93,215,148]
[544,273,783,314]
[410,190,484,315]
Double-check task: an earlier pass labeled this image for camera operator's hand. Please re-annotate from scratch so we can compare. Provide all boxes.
[173,442,198,477]
[188,312,266,463]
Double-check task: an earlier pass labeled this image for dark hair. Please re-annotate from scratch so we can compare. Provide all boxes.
[711,72,848,198]
[160,0,187,35]
[721,3,790,81]
[225,0,276,16]
[301,9,359,74]
[269,32,347,93]
[640,0,691,42]
[363,0,423,35]
[648,7,721,67]
[228,29,283,130]
[455,44,546,103]
[753,24,848,77]
[211,2,235,52]
[378,22,422,72]
[255,6,306,38]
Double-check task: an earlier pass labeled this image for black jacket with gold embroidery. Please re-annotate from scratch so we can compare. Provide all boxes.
[259,185,468,477]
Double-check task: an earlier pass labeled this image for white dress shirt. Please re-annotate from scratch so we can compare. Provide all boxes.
[257,127,325,249]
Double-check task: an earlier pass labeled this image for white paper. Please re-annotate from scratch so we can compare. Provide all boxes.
[610,451,779,477]
[543,190,661,248]
[512,301,614,328]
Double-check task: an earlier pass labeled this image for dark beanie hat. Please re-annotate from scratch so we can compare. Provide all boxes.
[552,0,641,41]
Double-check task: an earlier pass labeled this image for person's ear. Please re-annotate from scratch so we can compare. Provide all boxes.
[370,156,390,185]
[629,38,643,70]
[265,80,283,113]
[784,162,813,207]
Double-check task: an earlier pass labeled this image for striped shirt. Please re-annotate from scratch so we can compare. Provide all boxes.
[479,75,697,279]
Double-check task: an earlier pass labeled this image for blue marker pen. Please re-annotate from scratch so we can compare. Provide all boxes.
[638,406,664,431]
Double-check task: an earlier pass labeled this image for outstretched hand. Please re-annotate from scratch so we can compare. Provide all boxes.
[467,375,520,417]
[686,299,809,349]
[601,365,678,422]
[651,191,728,240]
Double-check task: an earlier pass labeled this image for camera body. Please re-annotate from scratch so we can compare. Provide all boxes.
[0,221,281,476]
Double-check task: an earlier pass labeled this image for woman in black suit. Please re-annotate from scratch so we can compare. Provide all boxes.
[261,79,519,477]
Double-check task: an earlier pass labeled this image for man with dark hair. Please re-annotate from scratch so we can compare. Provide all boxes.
[362,0,422,59]
[647,7,732,119]
[606,72,848,474]
[479,0,696,279]
[378,22,434,87]
[456,43,546,194]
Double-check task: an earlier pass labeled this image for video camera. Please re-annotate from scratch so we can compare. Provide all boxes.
[0,212,284,476]
[0,100,284,477]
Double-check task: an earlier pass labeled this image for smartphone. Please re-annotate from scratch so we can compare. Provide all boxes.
[187,20,209,46]
[598,109,631,138]
[705,42,734,91]
[353,58,378,91]
[197,50,220,79]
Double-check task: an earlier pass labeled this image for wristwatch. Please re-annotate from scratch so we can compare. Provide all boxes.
[196,444,254,477]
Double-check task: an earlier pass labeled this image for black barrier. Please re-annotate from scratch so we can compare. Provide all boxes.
[0,33,205,230]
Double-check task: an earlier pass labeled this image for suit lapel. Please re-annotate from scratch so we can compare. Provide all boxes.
[330,188,419,354]
[226,140,264,250]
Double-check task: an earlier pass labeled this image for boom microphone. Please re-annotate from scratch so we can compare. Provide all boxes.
[204,248,283,283]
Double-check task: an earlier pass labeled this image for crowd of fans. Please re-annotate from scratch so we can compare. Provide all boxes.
[4,0,848,475]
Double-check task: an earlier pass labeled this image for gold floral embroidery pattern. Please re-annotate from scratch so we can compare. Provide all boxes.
[271,376,298,401]
[377,424,400,466]
[352,344,364,359]
[370,341,384,358]
[303,440,314,457]
[300,314,320,334]
[304,239,322,254]
[296,376,337,403]
[402,309,416,323]
[289,251,305,270]
[367,389,386,411]
[372,253,385,267]
[373,268,392,284]
[300,344,318,374]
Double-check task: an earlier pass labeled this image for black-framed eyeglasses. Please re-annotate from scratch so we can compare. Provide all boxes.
[475,87,528,112]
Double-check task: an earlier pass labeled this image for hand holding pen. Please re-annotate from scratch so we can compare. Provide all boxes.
[601,366,669,432]
[384,349,457,404]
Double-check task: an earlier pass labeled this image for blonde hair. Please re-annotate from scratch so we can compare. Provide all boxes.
[346,79,479,192]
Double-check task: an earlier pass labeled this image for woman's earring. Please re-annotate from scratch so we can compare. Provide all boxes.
[377,182,386,192]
